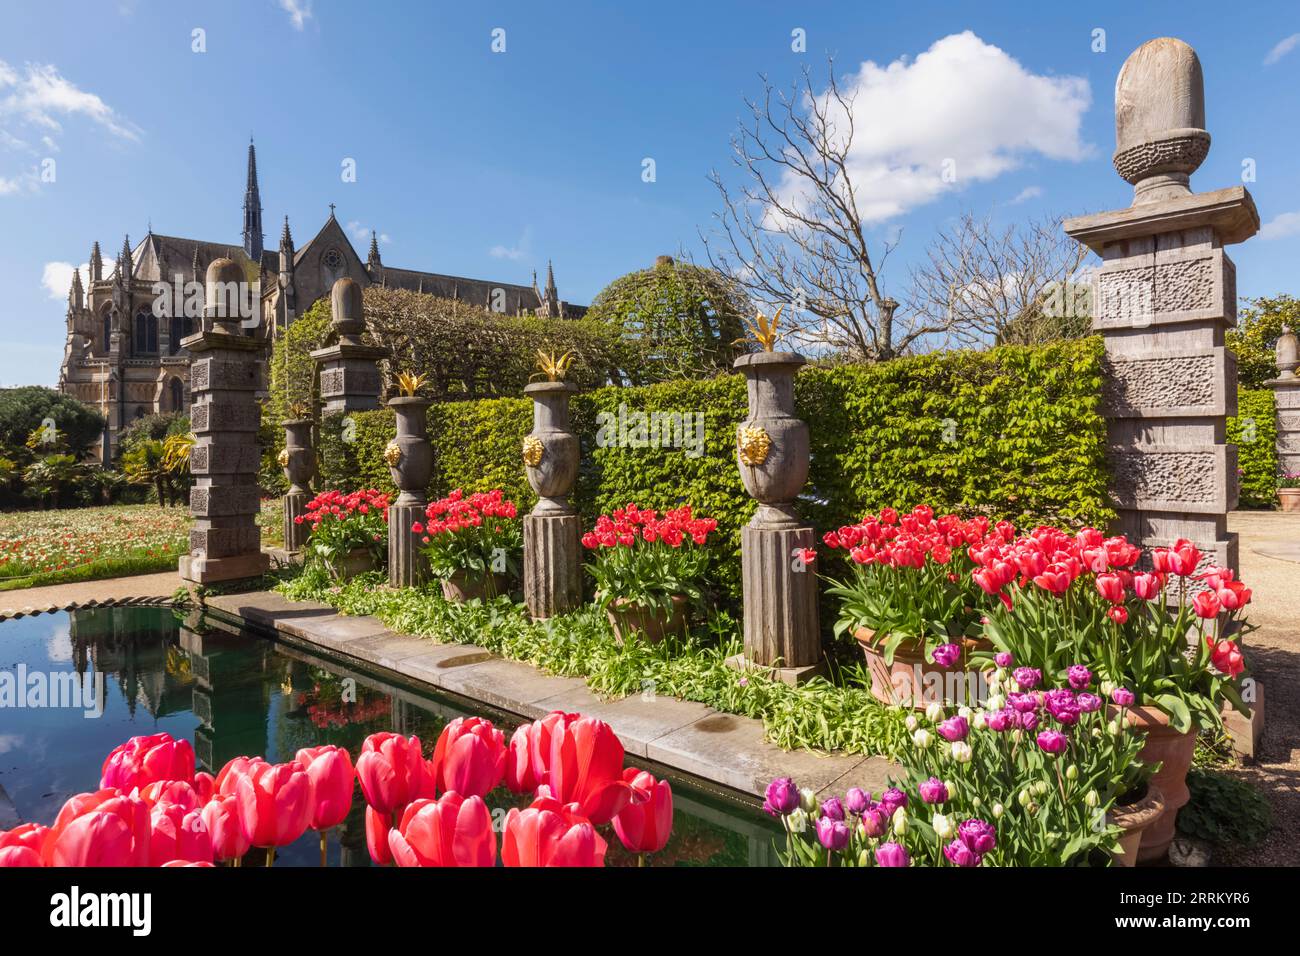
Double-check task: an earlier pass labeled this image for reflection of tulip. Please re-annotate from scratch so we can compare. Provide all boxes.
[388,793,496,867]
[613,770,672,859]
[235,762,313,865]
[44,789,150,867]
[547,717,633,825]
[0,824,49,867]
[296,745,355,866]
[100,732,195,792]
[502,796,606,867]
[201,794,250,864]
[356,733,427,817]
[365,806,393,866]
[148,803,213,867]
[431,718,506,798]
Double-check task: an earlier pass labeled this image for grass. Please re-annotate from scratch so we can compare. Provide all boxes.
[276,564,910,759]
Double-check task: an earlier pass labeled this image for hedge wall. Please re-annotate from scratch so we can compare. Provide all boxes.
[317,338,1112,594]
[1228,389,1278,508]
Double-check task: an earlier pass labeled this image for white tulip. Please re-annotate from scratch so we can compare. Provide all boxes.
[933,813,954,839]
[905,714,918,732]
[925,702,944,722]
[892,806,908,834]
[912,728,932,749]
[799,788,818,813]
[992,802,1004,818]
[950,742,973,763]
[788,808,809,833]
[1085,790,1100,808]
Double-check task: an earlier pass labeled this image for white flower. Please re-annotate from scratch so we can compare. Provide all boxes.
[972,712,987,731]
[950,742,973,763]
[985,694,1005,712]
[957,706,973,721]
[933,813,954,839]
[925,702,944,722]
[1085,790,1100,808]
[905,714,918,732]
[799,788,818,813]
[788,808,809,833]
[1065,764,1078,781]
[892,806,908,834]
[912,728,932,749]
[992,802,1004,818]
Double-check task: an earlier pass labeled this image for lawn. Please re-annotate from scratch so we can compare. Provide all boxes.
[0,499,283,592]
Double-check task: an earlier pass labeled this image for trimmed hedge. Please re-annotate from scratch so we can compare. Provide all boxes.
[1228,389,1278,508]
[318,339,1113,595]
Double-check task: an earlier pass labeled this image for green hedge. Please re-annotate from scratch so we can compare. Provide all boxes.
[317,338,1113,593]
[1228,389,1278,508]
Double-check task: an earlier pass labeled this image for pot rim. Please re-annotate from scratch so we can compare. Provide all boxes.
[387,395,434,408]
[611,593,689,611]
[1108,781,1166,830]
[851,626,989,653]
[733,350,806,370]
[524,380,579,396]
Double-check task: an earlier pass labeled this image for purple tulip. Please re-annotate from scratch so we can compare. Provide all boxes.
[1077,692,1102,713]
[994,651,1014,668]
[860,806,889,838]
[816,816,850,852]
[937,716,969,742]
[918,777,949,805]
[1111,687,1136,708]
[1012,667,1041,689]
[958,818,997,855]
[875,842,910,867]
[1044,689,1080,725]
[1020,711,1040,732]
[943,839,982,867]
[1008,693,1038,714]
[1036,729,1069,755]
[764,777,800,816]
[986,709,1015,732]
[931,643,962,668]
[1067,665,1092,690]
[879,787,908,816]
[820,797,845,822]
[845,787,871,816]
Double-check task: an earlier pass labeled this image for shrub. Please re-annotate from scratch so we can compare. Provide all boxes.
[0,386,105,459]
[1228,389,1278,507]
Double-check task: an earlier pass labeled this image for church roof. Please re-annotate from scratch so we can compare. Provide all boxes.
[126,233,277,284]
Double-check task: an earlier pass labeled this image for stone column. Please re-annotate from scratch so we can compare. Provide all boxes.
[1064,38,1259,580]
[179,258,270,585]
[522,381,582,619]
[310,278,388,415]
[1267,326,1300,508]
[726,352,821,685]
[386,396,432,587]
[280,418,315,553]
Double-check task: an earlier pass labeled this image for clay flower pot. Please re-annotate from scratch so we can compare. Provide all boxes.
[607,595,688,645]
[523,381,579,517]
[327,547,378,582]
[386,396,433,507]
[855,627,990,708]
[1107,782,1167,867]
[440,569,509,603]
[1110,702,1197,862]
[281,418,315,494]
[1278,488,1300,513]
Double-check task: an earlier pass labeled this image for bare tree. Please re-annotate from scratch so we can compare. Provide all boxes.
[704,60,952,360]
[907,211,1093,348]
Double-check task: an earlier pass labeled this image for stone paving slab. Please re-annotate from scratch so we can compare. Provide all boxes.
[532,686,716,758]
[433,659,590,718]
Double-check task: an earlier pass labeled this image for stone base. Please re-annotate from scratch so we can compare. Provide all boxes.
[283,492,311,552]
[524,513,582,619]
[724,653,826,687]
[179,550,270,585]
[741,523,820,670]
[1222,681,1264,760]
[389,501,429,588]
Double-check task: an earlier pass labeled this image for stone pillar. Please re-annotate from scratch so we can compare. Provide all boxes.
[1267,326,1300,508]
[386,396,432,587]
[179,258,271,585]
[281,418,315,553]
[1064,38,1259,580]
[522,381,582,619]
[726,352,821,685]
[310,278,388,415]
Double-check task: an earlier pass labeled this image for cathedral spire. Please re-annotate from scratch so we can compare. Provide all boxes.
[367,230,382,273]
[280,215,294,253]
[545,259,557,300]
[118,235,133,285]
[191,246,202,281]
[68,267,83,310]
[242,137,264,261]
[90,241,102,282]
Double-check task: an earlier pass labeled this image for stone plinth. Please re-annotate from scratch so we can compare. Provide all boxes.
[283,492,310,552]
[522,381,581,618]
[311,277,388,415]
[281,418,315,553]
[388,503,428,588]
[1064,38,1258,580]
[524,514,583,619]
[386,396,433,588]
[1267,326,1300,486]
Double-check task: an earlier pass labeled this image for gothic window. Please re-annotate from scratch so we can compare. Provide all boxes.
[321,247,346,288]
[168,316,194,354]
[134,309,158,355]
[169,378,185,412]
[102,312,112,353]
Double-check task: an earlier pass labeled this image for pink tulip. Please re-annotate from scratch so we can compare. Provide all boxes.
[613,769,673,855]
[235,762,313,849]
[148,803,213,866]
[547,717,634,825]
[160,860,214,867]
[387,793,496,867]
[215,756,267,797]
[200,794,250,863]
[193,772,216,803]
[0,846,42,867]
[138,780,203,812]
[295,745,355,830]
[505,723,539,794]
[100,732,195,792]
[365,805,393,865]
[431,718,506,798]
[44,789,150,867]
[504,711,579,795]
[502,796,606,867]
[0,824,49,867]
[356,733,428,816]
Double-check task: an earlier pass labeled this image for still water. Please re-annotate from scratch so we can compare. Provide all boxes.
[0,606,779,866]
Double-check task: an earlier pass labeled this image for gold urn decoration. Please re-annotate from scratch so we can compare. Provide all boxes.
[276,448,290,468]
[737,425,772,466]
[384,439,403,468]
[522,435,545,468]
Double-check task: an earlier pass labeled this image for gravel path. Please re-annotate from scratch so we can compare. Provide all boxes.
[0,569,183,617]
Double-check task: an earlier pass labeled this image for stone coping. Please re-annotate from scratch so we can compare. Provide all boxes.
[0,595,178,622]
[201,590,893,803]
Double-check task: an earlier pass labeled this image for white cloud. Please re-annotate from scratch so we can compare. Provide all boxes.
[779,32,1092,225]
[42,260,91,299]
[1264,33,1300,66]
[0,60,139,143]
[345,220,389,246]
[1260,210,1300,240]
[0,168,39,196]
[278,0,313,31]
[1010,185,1043,204]
[489,226,534,261]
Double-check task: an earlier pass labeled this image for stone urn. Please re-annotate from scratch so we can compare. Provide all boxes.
[281,419,315,494]
[385,396,433,505]
[523,381,580,515]
[734,352,809,530]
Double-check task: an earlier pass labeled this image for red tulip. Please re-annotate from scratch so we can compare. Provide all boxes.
[200,794,250,862]
[356,733,428,816]
[295,745,355,830]
[1168,538,1202,576]
[506,723,539,794]
[44,789,150,867]
[161,860,214,867]
[235,762,313,849]
[193,772,216,803]
[1094,572,1125,604]
[613,770,673,855]
[1209,638,1246,678]
[505,711,579,795]
[138,780,203,812]
[0,845,42,867]
[100,732,195,792]
[431,718,506,798]
[546,717,634,825]
[502,796,606,867]
[148,803,213,866]
[365,805,393,865]
[387,793,496,867]
[215,756,267,797]
[0,824,49,867]
[1192,589,1221,619]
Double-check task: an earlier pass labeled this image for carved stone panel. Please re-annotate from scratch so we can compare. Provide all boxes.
[1108,443,1235,513]
[1102,346,1232,417]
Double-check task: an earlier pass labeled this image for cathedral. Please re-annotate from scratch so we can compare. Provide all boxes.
[58,140,582,464]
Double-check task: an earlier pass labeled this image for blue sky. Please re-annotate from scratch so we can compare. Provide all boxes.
[2,0,1298,386]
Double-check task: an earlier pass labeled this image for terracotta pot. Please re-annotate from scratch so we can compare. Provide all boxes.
[855,628,991,708]
[1107,782,1167,867]
[1278,488,1300,513]
[1110,703,1196,862]
[327,547,378,581]
[607,595,688,644]
[440,569,509,603]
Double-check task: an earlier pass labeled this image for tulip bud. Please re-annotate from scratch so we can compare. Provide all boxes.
[971,795,982,808]
[912,729,932,749]
[1032,780,1048,797]
[1100,680,1116,698]
[799,788,818,814]
[905,714,918,732]
[1085,790,1100,808]
[1065,765,1078,781]
[986,694,1005,712]
[891,806,908,834]
[925,703,944,722]
[1018,789,1032,808]
[992,802,1004,818]
[858,848,871,867]
[972,712,987,731]
[788,808,809,833]
[958,706,973,721]
[995,667,1008,682]
[1108,720,1121,735]
[951,742,973,764]
[933,813,954,839]
[1027,802,1039,816]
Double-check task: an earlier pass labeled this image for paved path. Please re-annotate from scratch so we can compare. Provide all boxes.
[0,569,183,618]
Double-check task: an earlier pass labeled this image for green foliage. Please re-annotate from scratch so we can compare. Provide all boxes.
[1228,294,1300,390]
[117,412,190,459]
[22,454,83,508]
[1228,389,1279,506]
[0,385,105,459]
[1178,768,1272,847]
